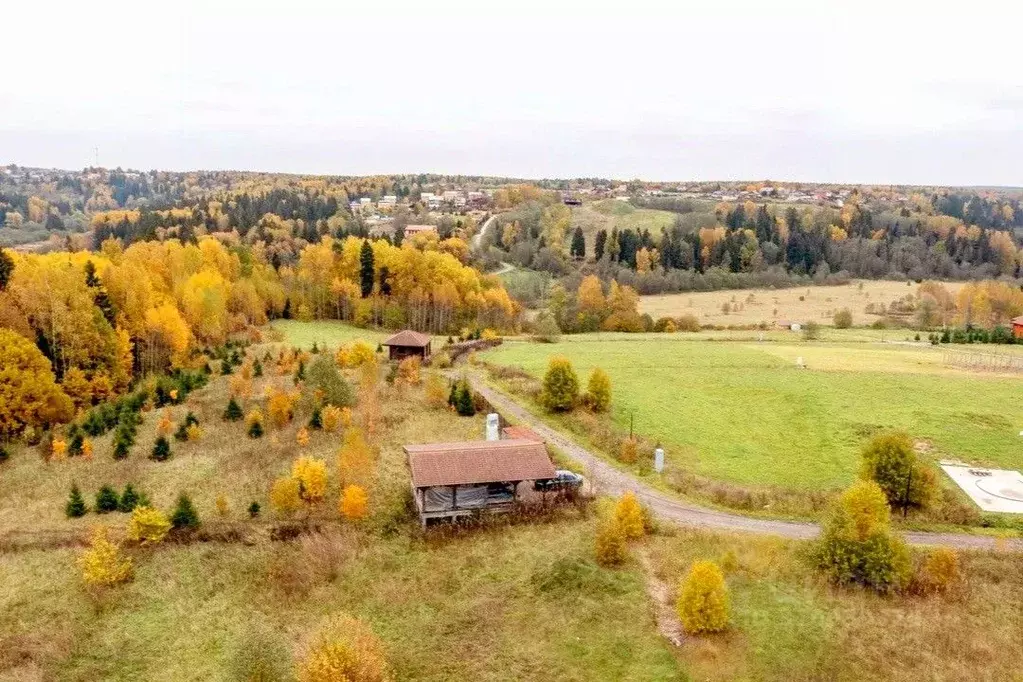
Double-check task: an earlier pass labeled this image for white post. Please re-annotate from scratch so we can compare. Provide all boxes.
[654,448,664,474]
[486,413,500,441]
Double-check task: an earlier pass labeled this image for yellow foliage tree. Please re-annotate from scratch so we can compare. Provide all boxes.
[595,518,628,567]
[186,424,202,441]
[126,506,172,545]
[321,405,343,432]
[619,437,638,464]
[215,494,229,517]
[51,438,68,461]
[81,438,94,460]
[395,356,421,386]
[338,427,373,487]
[0,328,74,438]
[340,485,369,520]
[296,426,310,446]
[293,456,328,503]
[424,373,448,409]
[270,476,303,515]
[296,614,390,682]
[79,526,134,587]
[614,492,645,539]
[677,560,729,634]
[267,389,298,428]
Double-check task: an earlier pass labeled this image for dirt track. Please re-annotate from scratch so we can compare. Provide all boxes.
[470,378,1022,552]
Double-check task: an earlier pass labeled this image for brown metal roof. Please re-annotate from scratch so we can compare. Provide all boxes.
[382,329,432,347]
[501,425,544,443]
[405,439,555,488]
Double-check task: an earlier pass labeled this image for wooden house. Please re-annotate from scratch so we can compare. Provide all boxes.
[382,329,432,362]
[1012,316,1023,340]
[405,439,556,526]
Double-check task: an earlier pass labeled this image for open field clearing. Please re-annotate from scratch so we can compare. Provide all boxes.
[482,335,1023,490]
[270,319,389,348]
[640,279,968,327]
[571,201,676,254]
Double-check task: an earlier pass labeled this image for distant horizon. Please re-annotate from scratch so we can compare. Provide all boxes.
[6,158,1023,193]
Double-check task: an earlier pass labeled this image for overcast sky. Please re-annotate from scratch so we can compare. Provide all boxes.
[3,0,1022,185]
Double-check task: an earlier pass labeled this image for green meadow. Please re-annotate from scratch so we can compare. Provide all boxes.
[483,335,1023,490]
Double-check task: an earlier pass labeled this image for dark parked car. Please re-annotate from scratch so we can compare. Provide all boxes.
[534,470,584,491]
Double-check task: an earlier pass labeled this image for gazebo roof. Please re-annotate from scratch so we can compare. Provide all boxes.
[382,330,432,348]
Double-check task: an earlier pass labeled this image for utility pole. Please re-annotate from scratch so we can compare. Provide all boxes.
[903,466,912,518]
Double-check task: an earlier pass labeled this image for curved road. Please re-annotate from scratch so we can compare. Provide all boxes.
[470,379,1022,551]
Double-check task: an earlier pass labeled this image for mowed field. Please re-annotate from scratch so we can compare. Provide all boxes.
[482,334,1023,490]
[640,279,967,327]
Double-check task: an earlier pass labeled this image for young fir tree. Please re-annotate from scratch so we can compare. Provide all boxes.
[66,484,88,518]
[170,493,200,531]
[95,485,120,513]
[151,435,172,462]
[112,431,132,460]
[223,397,244,421]
[174,422,190,441]
[311,342,319,354]
[221,360,234,375]
[294,360,306,384]
[247,501,261,518]
[253,358,264,377]
[118,484,141,513]
[455,383,476,417]
[68,431,85,457]
[184,411,199,427]
[247,418,264,439]
[308,406,323,430]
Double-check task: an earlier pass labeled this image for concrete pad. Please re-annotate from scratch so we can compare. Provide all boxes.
[941,464,1023,514]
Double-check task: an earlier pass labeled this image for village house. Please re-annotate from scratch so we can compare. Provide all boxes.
[405,438,556,526]
[1012,316,1023,339]
[404,224,437,238]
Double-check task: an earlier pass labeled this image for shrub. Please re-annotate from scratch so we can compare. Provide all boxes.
[185,424,202,441]
[0,444,8,464]
[811,480,911,593]
[619,437,638,464]
[95,485,120,514]
[539,356,579,412]
[594,518,628,567]
[248,501,261,518]
[676,314,701,332]
[914,547,961,595]
[293,457,328,503]
[79,526,133,587]
[308,354,355,408]
[118,484,142,513]
[112,433,132,460]
[127,506,172,544]
[216,494,230,517]
[424,373,448,409]
[532,313,561,343]
[51,438,67,461]
[860,431,936,513]
[338,428,373,486]
[340,484,369,520]
[229,625,293,682]
[270,477,303,515]
[833,308,853,328]
[224,397,244,421]
[296,614,390,682]
[395,356,421,386]
[336,341,376,369]
[151,435,172,461]
[66,484,88,518]
[802,320,821,340]
[584,367,612,413]
[247,410,265,439]
[432,351,452,369]
[170,493,201,531]
[321,405,344,432]
[308,406,323,430]
[677,560,729,634]
[174,422,190,442]
[614,492,645,539]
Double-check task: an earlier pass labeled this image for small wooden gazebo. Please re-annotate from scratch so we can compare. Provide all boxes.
[381,329,432,362]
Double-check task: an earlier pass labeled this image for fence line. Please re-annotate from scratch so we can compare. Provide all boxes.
[943,349,1023,373]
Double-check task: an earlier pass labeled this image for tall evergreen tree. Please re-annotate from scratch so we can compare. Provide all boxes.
[359,240,375,298]
[594,229,608,261]
[570,227,586,260]
[66,484,88,518]
[0,247,14,291]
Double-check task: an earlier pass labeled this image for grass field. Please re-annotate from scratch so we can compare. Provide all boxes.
[571,200,676,257]
[482,335,1023,490]
[0,341,677,681]
[4,321,1023,680]
[640,279,967,327]
[270,319,389,348]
